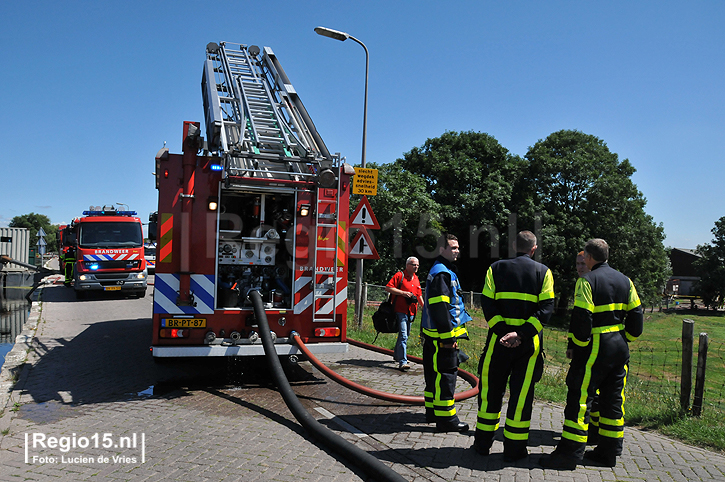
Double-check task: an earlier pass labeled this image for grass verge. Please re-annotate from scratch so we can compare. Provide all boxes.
[347,303,725,452]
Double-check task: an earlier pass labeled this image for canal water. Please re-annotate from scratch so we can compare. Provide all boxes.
[0,299,30,371]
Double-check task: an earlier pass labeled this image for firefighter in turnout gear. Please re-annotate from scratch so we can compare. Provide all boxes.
[421,234,472,433]
[473,231,555,461]
[540,238,643,470]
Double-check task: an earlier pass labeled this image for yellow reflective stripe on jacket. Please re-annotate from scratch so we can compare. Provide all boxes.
[570,334,589,347]
[422,325,469,339]
[627,279,642,310]
[482,267,496,299]
[626,331,637,341]
[494,292,538,303]
[489,316,543,333]
[593,303,626,313]
[592,324,624,334]
[487,314,504,328]
[573,277,594,312]
[527,316,543,333]
[428,295,450,305]
[540,269,555,300]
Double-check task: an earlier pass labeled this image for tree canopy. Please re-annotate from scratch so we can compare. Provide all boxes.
[694,216,725,309]
[9,213,58,253]
[396,130,526,289]
[358,129,669,310]
[520,130,669,309]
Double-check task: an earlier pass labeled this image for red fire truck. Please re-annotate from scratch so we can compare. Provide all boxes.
[149,41,353,360]
[70,206,148,299]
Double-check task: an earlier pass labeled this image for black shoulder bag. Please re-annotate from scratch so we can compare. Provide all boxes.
[372,272,403,340]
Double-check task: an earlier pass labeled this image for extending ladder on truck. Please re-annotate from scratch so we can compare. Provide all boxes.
[202,40,345,324]
[202,41,335,183]
[311,189,341,323]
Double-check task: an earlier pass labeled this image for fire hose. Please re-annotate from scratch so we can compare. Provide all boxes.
[292,335,479,404]
[249,290,407,482]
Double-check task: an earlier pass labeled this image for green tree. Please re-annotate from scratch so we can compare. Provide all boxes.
[520,130,669,311]
[694,217,725,309]
[352,162,443,284]
[9,213,59,253]
[396,131,526,290]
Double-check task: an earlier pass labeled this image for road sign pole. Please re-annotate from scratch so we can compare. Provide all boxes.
[349,195,381,329]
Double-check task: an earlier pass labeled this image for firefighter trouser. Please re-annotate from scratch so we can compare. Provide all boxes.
[423,335,459,422]
[559,330,629,459]
[63,259,74,285]
[475,331,542,453]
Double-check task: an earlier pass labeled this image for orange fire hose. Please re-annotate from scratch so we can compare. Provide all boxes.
[291,334,479,405]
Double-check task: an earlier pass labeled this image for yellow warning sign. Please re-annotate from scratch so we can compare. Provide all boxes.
[351,167,378,196]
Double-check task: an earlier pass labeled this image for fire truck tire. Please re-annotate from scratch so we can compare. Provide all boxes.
[249,290,406,482]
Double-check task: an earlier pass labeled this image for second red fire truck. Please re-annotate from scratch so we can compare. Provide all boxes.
[149,41,354,360]
[63,206,148,299]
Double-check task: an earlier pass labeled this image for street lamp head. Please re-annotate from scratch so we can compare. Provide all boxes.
[314,26,349,42]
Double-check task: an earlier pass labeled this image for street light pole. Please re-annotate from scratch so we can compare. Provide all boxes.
[315,27,369,327]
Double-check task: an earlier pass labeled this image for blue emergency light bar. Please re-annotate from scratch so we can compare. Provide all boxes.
[210,164,223,171]
[82,210,138,216]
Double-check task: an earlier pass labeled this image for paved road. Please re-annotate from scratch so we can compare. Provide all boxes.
[1,278,724,481]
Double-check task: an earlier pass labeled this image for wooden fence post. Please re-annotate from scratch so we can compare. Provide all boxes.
[692,332,709,417]
[681,319,694,411]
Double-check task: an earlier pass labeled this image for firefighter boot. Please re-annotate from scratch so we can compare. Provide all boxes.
[539,448,581,470]
[436,417,469,433]
[503,440,529,462]
[583,449,617,467]
[472,431,493,456]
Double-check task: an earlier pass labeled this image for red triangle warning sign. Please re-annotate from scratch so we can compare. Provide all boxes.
[349,228,379,259]
[350,196,380,229]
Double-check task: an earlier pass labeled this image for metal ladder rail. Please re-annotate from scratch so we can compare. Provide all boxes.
[242,79,289,156]
[311,195,339,323]
[221,44,295,159]
[218,44,302,180]
[256,59,314,161]
[218,45,260,153]
[261,47,333,162]
[255,61,304,158]
[208,47,246,154]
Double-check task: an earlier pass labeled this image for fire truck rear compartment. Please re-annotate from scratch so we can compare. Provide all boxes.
[216,191,295,309]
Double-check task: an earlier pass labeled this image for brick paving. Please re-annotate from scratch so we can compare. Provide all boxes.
[0,281,724,481]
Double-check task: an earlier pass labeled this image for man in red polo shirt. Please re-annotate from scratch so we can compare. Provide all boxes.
[385,257,423,371]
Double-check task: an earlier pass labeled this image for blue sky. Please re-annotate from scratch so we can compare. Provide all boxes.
[1,1,723,249]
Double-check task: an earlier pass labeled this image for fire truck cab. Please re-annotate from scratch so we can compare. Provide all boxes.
[70,206,148,299]
[149,42,353,359]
